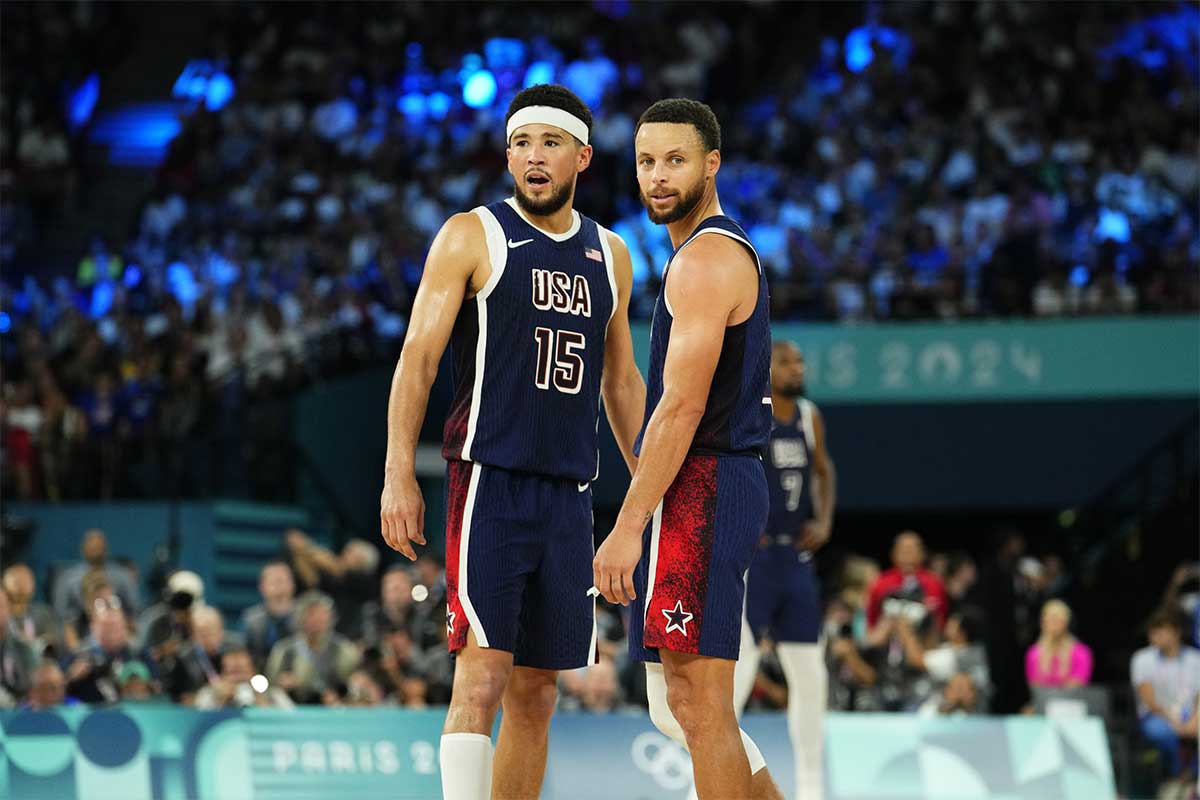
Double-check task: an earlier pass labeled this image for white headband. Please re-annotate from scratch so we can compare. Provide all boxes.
[506,105,589,146]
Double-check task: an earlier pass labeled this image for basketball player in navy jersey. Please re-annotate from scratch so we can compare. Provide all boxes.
[736,340,837,800]
[380,84,645,800]
[594,98,783,800]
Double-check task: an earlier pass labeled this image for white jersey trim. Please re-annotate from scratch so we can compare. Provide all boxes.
[642,501,665,632]
[661,224,762,318]
[597,225,620,328]
[504,197,581,242]
[799,398,817,448]
[462,207,508,460]
[458,463,489,647]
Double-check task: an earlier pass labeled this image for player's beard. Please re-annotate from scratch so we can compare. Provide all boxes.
[777,379,805,398]
[514,175,574,217]
[641,175,705,224]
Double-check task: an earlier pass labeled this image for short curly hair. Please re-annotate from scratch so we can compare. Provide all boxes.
[636,98,721,152]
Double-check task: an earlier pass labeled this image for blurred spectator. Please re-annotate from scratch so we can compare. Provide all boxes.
[359,566,416,649]
[374,624,451,707]
[285,530,380,636]
[1026,600,1093,689]
[1161,564,1200,646]
[917,672,983,718]
[866,531,948,633]
[62,570,122,653]
[138,569,205,656]
[824,597,880,711]
[942,553,979,614]
[1131,607,1200,781]
[265,590,359,704]
[168,605,243,701]
[194,647,294,710]
[63,606,156,704]
[559,658,621,713]
[53,529,140,620]
[23,660,80,711]
[896,607,991,711]
[0,589,38,707]
[3,563,61,657]
[117,661,160,702]
[241,561,297,668]
[344,669,390,708]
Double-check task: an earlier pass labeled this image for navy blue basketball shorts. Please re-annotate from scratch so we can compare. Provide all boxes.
[746,542,822,644]
[629,454,768,663]
[445,461,598,670]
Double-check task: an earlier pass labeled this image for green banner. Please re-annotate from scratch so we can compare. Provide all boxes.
[630,315,1199,403]
[1,705,1115,800]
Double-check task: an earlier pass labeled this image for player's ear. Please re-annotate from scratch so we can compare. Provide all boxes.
[706,149,721,180]
[576,143,593,174]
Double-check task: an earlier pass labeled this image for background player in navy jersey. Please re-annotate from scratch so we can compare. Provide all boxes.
[379,84,645,800]
[594,98,783,800]
[736,340,837,800]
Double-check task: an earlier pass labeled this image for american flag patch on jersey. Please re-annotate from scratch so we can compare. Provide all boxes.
[585,248,602,262]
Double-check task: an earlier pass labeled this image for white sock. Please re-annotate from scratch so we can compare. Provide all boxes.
[440,732,493,800]
[732,614,761,717]
[778,642,827,800]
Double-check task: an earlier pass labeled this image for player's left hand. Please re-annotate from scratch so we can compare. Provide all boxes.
[797,520,831,552]
[593,527,641,606]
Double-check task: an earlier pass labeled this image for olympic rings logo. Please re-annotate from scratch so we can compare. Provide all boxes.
[630,731,694,792]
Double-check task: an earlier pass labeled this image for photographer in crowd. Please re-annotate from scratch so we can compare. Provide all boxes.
[194,647,293,710]
[62,605,158,704]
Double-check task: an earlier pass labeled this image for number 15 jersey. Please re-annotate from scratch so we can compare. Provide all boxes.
[443,198,618,482]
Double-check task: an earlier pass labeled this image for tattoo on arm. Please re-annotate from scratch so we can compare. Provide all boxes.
[643,511,653,525]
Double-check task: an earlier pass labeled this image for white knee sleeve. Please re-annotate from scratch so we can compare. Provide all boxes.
[645,663,768,776]
[732,614,761,717]
[778,642,827,800]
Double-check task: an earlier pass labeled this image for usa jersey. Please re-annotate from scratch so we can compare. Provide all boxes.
[443,198,617,482]
[764,399,817,536]
[634,216,771,457]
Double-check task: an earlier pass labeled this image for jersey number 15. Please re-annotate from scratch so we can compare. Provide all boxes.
[534,327,585,395]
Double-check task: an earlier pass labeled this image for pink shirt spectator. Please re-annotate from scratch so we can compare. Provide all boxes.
[1026,641,1093,688]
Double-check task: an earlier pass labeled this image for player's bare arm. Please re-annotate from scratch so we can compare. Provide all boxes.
[600,230,646,476]
[381,212,489,561]
[798,405,837,552]
[593,235,756,605]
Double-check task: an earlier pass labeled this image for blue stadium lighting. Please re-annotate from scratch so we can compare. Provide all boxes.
[205,72,235,112]
[167,261,199,306]
[428,91,452,120]
[90,281,115,319]
[845,28,874,72]
[123,264,143,288]
[67,73,100,131]
[0,312,10,334]
[484,38,526,70]
[1069,266,1090,287]
[524,61,555,88]
[463,70,497,109]
[398,92,427,118]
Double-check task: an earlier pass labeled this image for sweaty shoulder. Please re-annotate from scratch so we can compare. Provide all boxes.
[666,232,758,320]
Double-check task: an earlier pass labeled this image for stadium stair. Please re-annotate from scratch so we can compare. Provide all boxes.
[210,500,309,622]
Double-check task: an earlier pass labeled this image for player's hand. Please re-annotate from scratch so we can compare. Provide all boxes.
[593,527,641,606]
[381,471,426,561]
[797,520,831,552]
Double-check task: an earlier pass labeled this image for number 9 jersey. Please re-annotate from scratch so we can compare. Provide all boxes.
[442,198,618,483]
[764,398,817,534]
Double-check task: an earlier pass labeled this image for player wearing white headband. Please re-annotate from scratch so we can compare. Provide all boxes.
[380,84,646,800]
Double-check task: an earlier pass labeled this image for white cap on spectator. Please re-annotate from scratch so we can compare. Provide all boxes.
[168,570,205,601]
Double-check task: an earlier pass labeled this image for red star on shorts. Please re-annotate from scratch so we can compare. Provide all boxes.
[662,600,694,637]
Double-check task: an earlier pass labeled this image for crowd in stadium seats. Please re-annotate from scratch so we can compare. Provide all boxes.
[2,526,1198,789]
[2,2,1198,505]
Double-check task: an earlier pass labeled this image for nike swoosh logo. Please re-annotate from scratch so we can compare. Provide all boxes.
[508,238,533,249]
[578,482,589,492]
